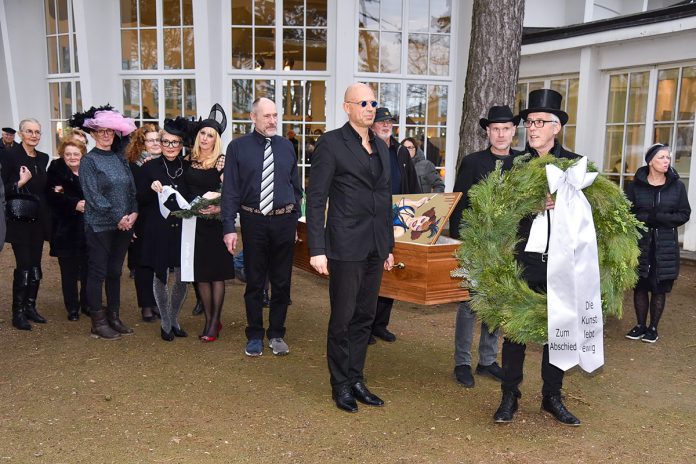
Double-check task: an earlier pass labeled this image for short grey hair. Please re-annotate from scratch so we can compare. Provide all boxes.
[19,118,41,132]
[548,113,560,125]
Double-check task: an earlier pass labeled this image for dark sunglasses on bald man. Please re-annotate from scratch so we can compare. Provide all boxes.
[346,100,378,108]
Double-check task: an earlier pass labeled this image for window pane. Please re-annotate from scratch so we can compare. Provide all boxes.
[231,27,253,69]
[47,37,58,74]
[653,123,673,146]
[232,79,253,119]
[381,0,402,32]
[73,33,79,72]
[51,121,63,154]
[120,30,138,70]
[122,79,141,118]
[140,29,158,69]
[430,0,451,33]
[61,81,72,118]
[255,27,275,70]
[563,126,576,152]
[306,28,327,71]
[674,123,693,176]
[184,79,196,117]
[45,0,57,34]
[165,79,182,119]
[429,35,449,76]
[408,34,428,75]
[359,0,379,29]
[163,0,181,26]
[232,122,252,139]
[231,0,252,25]
[514,83,527,115]
[427,85,448,125]
[182,0,193,25]
[427,126,445,167]
[380,31,401,73]
[358,30,379,72]
[604,126,624,173]
[141,79,159,121]
[678,66,696,121]
[627,71,649,123]
[282,123,301,159]
[624,124,645,174]
[183,28,195,69]
[284,29,304,71]
[380,83,401,118]
[306,80,326,122]
[139,0,156,27]
[284,0,304,26]
[58,35,71,73]
[550,79,567,102]
[257,79,276,100]
[528,81,544,93]
[57,0,69,34]
[282,80,304,121]
[307,0,327,27]
[75,82,82,112]
[49,82,60,119]
[120,0,138,26]
[164,28,182,69]
[256,0,275,25]
[408,0,428,32]
[607,74,628,124]
[407,84,427,123]
[655,68,678,121]
[567,78,579,125]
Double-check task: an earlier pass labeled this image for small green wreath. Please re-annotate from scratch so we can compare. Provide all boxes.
[170,191,221,220]
[453,155,644,345]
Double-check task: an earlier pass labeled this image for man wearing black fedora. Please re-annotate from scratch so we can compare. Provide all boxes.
[369,107,420,344]
[494,88,582,426]
[450,105,520,388]
[1,127,18,152]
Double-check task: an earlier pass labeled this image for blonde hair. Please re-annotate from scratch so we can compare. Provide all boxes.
[63,127,88,144]
[192,129,222,169]
[58,139,87,158]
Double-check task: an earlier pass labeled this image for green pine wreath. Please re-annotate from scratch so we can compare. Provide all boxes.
[452,155,644,345]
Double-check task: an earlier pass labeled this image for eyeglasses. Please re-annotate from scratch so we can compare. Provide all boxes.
[95,129,115,136]
[160,139,182,148]
[22,130,41,136]
[403,145,416,150]
[345,100,378,108]
[145,138,161,144]
[523,119,556,128]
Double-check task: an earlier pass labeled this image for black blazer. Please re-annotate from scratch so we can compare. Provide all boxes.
[306,123,394,261]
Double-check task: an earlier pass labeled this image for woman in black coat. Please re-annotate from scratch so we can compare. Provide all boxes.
[625,144,691,343]
[141,119,191,341]
[46,139,88,321]
[1,118,50,330]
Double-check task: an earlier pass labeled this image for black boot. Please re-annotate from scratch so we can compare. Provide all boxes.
[12,269,31,331]
[90,308,121,340]
[24,267,47,323]
[107,308,134,335]
[494,391,519,423]
[541,395,581,426]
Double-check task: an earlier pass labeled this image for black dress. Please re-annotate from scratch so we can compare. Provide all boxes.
[185,155,235,282]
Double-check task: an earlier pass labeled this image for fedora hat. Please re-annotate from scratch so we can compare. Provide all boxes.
[374,107,397,123]
[519,89,568,126]
[479,105,520,130]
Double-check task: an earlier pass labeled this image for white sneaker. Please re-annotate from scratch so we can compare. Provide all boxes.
[269,338,289,356]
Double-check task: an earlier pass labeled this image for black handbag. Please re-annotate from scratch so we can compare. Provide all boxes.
[6,185,39,223]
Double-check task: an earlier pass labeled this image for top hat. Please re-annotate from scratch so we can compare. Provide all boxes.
[374,107,397,123]
[2,127,16,134]
[478,105,520,130]
[519,89,568,126]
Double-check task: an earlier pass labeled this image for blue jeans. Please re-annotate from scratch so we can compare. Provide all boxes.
[454,300,499,367]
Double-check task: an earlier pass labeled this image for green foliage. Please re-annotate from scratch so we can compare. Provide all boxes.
[170,192,221,220]
[454,156,643,344]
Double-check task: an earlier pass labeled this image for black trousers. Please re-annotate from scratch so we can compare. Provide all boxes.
[240,211,297,340]
[500,281,563,398]
[373,296,394,332]
[133,265,157,307]
[327,250,384,392]
[85,226,132,313]
[58,255,88,313]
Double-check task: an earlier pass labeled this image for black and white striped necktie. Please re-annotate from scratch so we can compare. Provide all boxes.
[260,137,274,215]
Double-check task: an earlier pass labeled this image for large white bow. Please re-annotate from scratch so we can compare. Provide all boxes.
[157,186,197,282]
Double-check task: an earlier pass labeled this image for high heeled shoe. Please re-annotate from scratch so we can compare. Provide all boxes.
[172,325,188,337]
[161,327,174,341]
[200,321,222,342]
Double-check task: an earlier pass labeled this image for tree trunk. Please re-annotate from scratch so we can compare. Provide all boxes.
[457,0,525,171]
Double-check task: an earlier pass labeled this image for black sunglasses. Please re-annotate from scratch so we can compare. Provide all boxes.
[346,100,378,108]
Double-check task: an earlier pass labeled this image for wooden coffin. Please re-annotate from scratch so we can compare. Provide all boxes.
[294,221,469,306]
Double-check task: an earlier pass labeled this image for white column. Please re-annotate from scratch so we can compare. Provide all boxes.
[574,46,603,166]
[0,0,18,127]
[683,117,696,251]
[332,0,358,129]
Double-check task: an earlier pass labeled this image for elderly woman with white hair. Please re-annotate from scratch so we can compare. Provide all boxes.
[1,118,51,330]
[70,106,138,340]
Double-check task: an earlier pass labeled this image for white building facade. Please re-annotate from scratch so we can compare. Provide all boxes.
[1,0,694,248]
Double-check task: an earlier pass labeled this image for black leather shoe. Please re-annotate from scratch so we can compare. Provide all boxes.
[373,328,396,342]
[67,311,80,321]
[161,328,175,342]
[454,365,475,388]
[351,382,384,406]
[191,301,203,316]
[542,395,581,426]
[171,326,188,337]
[476,362,504,382]
[332,386,358,413]
[494,391,519,423]
[368,335,376,345]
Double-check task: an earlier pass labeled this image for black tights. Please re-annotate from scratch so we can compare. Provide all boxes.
[634,289,666,329]
[197,281,225,337]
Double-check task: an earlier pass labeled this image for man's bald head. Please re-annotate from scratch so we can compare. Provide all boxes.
[251,97,278,137]
[343,83,376,129]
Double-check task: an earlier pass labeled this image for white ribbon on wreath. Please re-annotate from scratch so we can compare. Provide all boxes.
[158,185,197,282]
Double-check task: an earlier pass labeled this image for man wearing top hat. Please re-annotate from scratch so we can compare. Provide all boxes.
[369,107,421,344]
[449,105,521,388]
[494,88,582,426]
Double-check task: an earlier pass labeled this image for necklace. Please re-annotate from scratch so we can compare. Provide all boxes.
[163,157,184,188]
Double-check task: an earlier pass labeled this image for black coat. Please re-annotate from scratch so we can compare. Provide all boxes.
[626,166,691,282]
[516,140,580,283]
[387,136,421,195]
[307,123,394,261]
[46,158,85,257]
[137,156,192,282]
[1,143,50,244]
[449,146,521,239]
